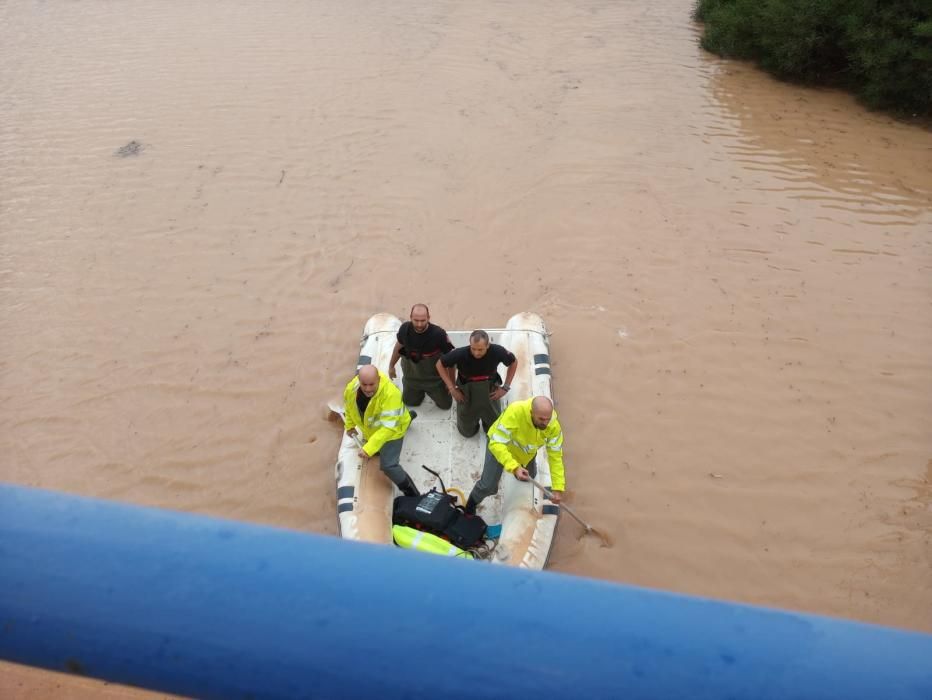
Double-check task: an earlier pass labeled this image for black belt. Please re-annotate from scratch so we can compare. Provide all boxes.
[403,348,443,363]
[458,374,496,384]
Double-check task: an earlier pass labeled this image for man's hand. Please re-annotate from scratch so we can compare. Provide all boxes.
[388,366,397,379]
[357,448,369,459]
[450,387,466,404]
[347,428,358,439]
[489,386,507,401]
[514,467,530,481]
[548,489,563,503]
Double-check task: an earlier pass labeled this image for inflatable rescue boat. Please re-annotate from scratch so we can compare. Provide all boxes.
[334,312,560,569]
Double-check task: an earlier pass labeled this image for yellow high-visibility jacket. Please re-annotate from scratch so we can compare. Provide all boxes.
[487,398,566,491]
[342,370,411,456]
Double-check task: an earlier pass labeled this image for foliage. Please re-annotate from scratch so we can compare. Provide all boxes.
[694,0,932,115]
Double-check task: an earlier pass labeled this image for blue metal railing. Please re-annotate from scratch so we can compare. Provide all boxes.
[1,483,930,699]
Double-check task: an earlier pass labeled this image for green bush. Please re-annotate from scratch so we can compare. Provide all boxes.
[694,0,932,115]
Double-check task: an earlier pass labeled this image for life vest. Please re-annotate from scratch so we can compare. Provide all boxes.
[392,525,474,559]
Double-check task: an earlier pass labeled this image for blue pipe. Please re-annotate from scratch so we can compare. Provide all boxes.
[1,484,930,700]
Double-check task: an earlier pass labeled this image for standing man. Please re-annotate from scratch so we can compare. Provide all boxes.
[464,396,565,514]
[343,364,419,497]
[388,303,454,410]
[437,329,517,438]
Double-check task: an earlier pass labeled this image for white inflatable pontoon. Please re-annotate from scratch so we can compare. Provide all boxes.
[335,312,560,569]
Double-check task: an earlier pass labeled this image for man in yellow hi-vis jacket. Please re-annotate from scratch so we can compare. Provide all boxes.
[464,396,565,514]
[343,365,419,497]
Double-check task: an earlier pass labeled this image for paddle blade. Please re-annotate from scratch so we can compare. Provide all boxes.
[591,528,614,548]
[573,526,613,549]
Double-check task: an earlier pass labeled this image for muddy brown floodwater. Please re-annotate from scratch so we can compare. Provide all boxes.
[2,0,930,696]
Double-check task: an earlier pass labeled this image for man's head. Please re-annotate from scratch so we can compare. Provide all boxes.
[410,304,430,333]
[468,329,490,359]
[357,365,380,397]
[530,396,554,429]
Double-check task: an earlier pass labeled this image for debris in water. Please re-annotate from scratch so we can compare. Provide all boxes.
[115,140,144,157]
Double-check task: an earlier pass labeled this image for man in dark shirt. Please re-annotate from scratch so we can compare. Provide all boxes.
[437,329,518,438]
[388,303,454,410]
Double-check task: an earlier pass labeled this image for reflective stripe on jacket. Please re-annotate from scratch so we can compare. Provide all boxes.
[487,398,566,491]
[342,369,411,456]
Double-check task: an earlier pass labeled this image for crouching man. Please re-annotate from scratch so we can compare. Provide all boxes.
[343,364,419,497]
[464,396,566,514]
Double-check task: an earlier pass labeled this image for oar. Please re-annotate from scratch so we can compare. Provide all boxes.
[527,476,612,548]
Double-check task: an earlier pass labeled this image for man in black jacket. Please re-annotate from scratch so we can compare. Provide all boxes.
[437,330,517,438]
[388,304,454,409]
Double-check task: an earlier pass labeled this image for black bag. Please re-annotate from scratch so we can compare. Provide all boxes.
[392,466,488,550]
[393,491,457,532]
[442,509,488,550]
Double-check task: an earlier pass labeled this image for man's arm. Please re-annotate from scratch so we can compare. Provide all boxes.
[361,396,407,455]
[545,422,566,492]
[435,358,454,390]
[502,360,517,388]
[487,416,521,473]
[388,341,402,379]
[437,352,465,403]
[361,426,392,456]
[488,439,521,473]
[342,387,357,433]
[491,350,518,401]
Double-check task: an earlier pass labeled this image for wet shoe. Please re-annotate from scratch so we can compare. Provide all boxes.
[399,475,420,498]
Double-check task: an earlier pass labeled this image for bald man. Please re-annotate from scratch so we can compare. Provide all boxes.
[464,396,566,515]
[342,364,419,497]
[388,303,454,410]
[437,329,517,438]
